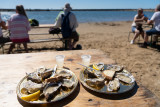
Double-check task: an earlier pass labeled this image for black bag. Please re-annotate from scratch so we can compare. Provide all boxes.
[76,44,82,50]
[29,19,39,26]
[49,28,61,34]
[61,12,72,38]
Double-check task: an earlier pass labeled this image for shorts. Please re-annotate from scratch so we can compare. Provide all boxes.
[0,36,11,44]
[132,26,143,33]
[64,31,79,42]
[146,28,160,36]
[131,26,137,33]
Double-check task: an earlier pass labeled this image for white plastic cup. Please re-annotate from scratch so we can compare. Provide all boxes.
[81,55,91,66]
[55,55,65,68]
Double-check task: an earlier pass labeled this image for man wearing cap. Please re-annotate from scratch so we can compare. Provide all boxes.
[53,3,79,50]
[141,4,160,48]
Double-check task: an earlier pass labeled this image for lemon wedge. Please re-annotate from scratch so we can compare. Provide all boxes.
[21,90,41,101]
[93,64,100,70]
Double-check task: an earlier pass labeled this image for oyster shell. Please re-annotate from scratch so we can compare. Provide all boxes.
[107,78,120,92]
[21,80,43,94]
[43,83,62,102]
[96,62,104,71]
[38,67,53,80]
[84,68,105,79]
[107,65,123,72]
[27,67,53,83]
[85,77,105,87]
[46,70,72,83]
[61,79,75,90]
[27,71,42,83]
[57,70,72,79]
[116,73,135,84]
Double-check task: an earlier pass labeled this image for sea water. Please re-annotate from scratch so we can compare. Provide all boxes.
[0,11,154,24]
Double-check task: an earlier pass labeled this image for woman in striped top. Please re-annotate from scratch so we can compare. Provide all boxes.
[7,5,30,54]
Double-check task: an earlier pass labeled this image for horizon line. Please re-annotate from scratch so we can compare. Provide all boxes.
[0,8,155,12]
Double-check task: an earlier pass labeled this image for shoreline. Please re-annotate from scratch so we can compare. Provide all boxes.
[0,9,154,12]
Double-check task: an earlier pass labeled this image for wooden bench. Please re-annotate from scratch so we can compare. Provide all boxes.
[0,36,69,54]
[0,25,69,54]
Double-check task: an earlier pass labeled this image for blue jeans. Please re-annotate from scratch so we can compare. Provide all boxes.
[146,28,160,36]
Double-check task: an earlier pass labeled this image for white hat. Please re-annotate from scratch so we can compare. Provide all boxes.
[64,3,72,11]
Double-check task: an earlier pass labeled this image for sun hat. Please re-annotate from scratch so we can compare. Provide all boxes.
[64,3,72,11]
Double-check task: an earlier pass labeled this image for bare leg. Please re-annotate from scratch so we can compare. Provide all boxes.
[68,40,72,50]
[8,43,15,54]
[133,30,140,41]
[71,40,77,49]
[141,31,144,39]
[23,43,28,53]
[144,32,148,43]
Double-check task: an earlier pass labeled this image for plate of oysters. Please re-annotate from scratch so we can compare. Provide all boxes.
[16,66,78,104]
[79,63,135,94]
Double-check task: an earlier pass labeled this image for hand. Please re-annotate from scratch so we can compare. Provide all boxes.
[1,21,6,25]
[142,16,145,20]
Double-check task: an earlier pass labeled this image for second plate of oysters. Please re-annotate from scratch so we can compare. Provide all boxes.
[79,63,135,94]
[16,66,78,104]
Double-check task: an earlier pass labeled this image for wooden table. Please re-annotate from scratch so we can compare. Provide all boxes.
[0,49,159,107]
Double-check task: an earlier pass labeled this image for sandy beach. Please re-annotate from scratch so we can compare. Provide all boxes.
[1,21,160,99]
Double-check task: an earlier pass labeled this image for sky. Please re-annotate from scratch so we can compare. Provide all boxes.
[0,0,160,9]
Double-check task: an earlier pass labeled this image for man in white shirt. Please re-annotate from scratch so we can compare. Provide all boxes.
[53,3,79,50]
[141,4,160,48]
[0,13,10,44]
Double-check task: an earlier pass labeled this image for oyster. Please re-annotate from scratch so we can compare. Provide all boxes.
[46,70,72,83]
[85,77,105,87]
[27,71,42,83]
[96,62,104,71]
[84,68,105,79]
[21,80,43,94]
[27,67,53,83]
[43,83,62,102]
[61,79,75,90]
[57,70,72,79]
[107,65,123,72]
[116,73,135,84]
[107,78,120,92]
[38,67,53,80]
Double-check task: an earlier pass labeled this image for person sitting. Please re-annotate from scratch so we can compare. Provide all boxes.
[140,4,160,48]
[0,13,11,44]
[130,8,148,44]
[53,3,79,50]
[7,5,30,54]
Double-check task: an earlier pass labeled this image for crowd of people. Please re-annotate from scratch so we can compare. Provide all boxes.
[0,3,160,54]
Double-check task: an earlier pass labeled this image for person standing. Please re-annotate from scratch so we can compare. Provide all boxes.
[53,3,79,50]
[7,5,30,54]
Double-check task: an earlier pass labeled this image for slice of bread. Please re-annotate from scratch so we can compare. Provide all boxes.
[103,70,115,80]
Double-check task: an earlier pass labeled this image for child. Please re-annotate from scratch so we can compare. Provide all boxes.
[130,8,148,44]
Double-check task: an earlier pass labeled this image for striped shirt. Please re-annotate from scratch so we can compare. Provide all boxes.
[8,14,30,43]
